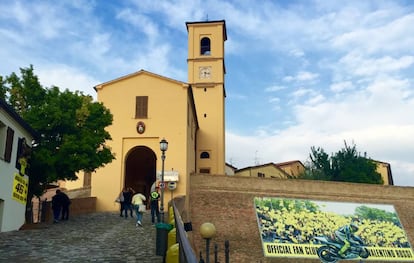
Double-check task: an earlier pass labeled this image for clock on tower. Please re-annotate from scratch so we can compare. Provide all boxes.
[199,66,211,79]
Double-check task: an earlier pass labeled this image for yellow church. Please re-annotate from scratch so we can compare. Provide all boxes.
[66,20,227,213]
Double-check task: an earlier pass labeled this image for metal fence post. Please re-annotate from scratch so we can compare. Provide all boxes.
[225,240,229,263]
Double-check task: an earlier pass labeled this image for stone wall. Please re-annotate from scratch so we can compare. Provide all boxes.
[189,174,414,263]
[43,197,97,223]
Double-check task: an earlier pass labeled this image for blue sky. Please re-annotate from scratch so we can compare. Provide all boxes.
[1,0,414,186]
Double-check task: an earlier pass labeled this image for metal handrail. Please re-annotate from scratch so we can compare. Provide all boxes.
[172,202,198,263]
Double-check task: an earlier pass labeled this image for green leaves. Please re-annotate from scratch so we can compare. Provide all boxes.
[1,65,115,197]
[302,141,383,184]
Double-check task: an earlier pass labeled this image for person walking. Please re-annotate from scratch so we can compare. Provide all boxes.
[150,187,160,225]
[123,187,134,218]
[116,188,125,217]
[51,189,64,223]
[132,191,146,227]
[60,190,71,220]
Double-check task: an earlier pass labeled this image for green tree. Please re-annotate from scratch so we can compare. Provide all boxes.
[355,205,399,225]
[0,75,8,99]
[299,141,383,184]
[1,65,115,205]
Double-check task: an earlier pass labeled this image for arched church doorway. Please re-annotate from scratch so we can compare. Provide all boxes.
[124,146,157,200]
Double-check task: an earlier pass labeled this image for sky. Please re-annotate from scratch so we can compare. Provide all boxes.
[1,0,414,187]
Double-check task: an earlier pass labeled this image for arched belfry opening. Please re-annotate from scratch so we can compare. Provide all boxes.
[124,146,156,199]
[200,37,211,55]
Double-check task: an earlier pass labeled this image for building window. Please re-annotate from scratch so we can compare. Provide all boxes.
[200,37,211,55]
[0,121,6,160]
[199,168,210,174]
[4,127,14,163]
[200,151,210,159]
[135,96,148,118]
[258,172,265,178]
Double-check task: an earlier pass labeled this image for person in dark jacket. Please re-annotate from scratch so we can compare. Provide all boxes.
[52,189,64,223]
[60,191,71,220]
[122,187,134,218]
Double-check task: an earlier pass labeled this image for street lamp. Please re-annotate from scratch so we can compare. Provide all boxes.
[159,138,168,223]
[200,222,216,263]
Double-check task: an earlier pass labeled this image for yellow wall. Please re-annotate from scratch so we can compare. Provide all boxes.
[235,164,288,179]
[187,21,226,175]
[92,71,196,211]
[276,161,305,178]
[62,174,84,190]
[64,21,227,213]
[375,161,391,185]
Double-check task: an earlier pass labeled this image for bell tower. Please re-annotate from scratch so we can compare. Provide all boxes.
[186,20,227,175]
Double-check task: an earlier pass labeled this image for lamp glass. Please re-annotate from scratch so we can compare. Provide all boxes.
[200,222,216,239]
[160,138,168,151]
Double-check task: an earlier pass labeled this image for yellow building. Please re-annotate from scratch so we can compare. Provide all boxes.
[274,160,305,178]
[65,20,227,213]
[235,163,290,179]
[373,160,394,185]
[235,160,393,185]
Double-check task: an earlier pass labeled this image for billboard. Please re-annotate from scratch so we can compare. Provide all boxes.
[255,197,414,262]
[12,173,28,204]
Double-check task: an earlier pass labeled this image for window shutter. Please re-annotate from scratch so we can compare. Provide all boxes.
[135,96,148,118]
[4,127,14,162]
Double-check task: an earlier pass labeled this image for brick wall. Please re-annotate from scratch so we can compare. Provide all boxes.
[189,174,414,263]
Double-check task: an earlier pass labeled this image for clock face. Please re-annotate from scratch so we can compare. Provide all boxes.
[199,66,211,79]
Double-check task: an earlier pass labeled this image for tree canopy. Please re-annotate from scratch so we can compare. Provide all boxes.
[1,65,115,198]
[299,141,383,184]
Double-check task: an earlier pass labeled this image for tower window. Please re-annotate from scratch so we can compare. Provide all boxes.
[200,37,211,55]
[199,168,210,174]
[200,151,210,159]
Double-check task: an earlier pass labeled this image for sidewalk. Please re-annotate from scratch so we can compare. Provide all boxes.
[0,211,164,263]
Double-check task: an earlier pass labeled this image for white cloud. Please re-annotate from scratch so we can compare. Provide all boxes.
[291,88,315,98]
[8,1,31,24]
[268,97,280,103]
[35,65,99,99]
[265,85,287,92]
[332,14,414,54]
[289,49,305,58]
[116,9,160,43]
[283,71,319,83]
[339,54,414,77]
[330,81,355,93]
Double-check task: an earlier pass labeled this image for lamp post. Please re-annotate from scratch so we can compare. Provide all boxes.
[200,222,216,263]
[159,138,168,223]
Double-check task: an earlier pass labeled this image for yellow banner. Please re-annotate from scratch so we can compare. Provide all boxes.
[12,173,28,204]
[264,243,319,258]
[367,247,414,261]
[263,243,414,261]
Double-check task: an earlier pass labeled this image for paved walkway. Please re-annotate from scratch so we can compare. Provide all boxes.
[0,212,164,263]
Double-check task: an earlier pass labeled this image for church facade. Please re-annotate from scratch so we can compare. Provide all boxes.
[77,20,227,212]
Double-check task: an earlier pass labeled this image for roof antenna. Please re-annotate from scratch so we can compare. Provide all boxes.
[206,14,209,21]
